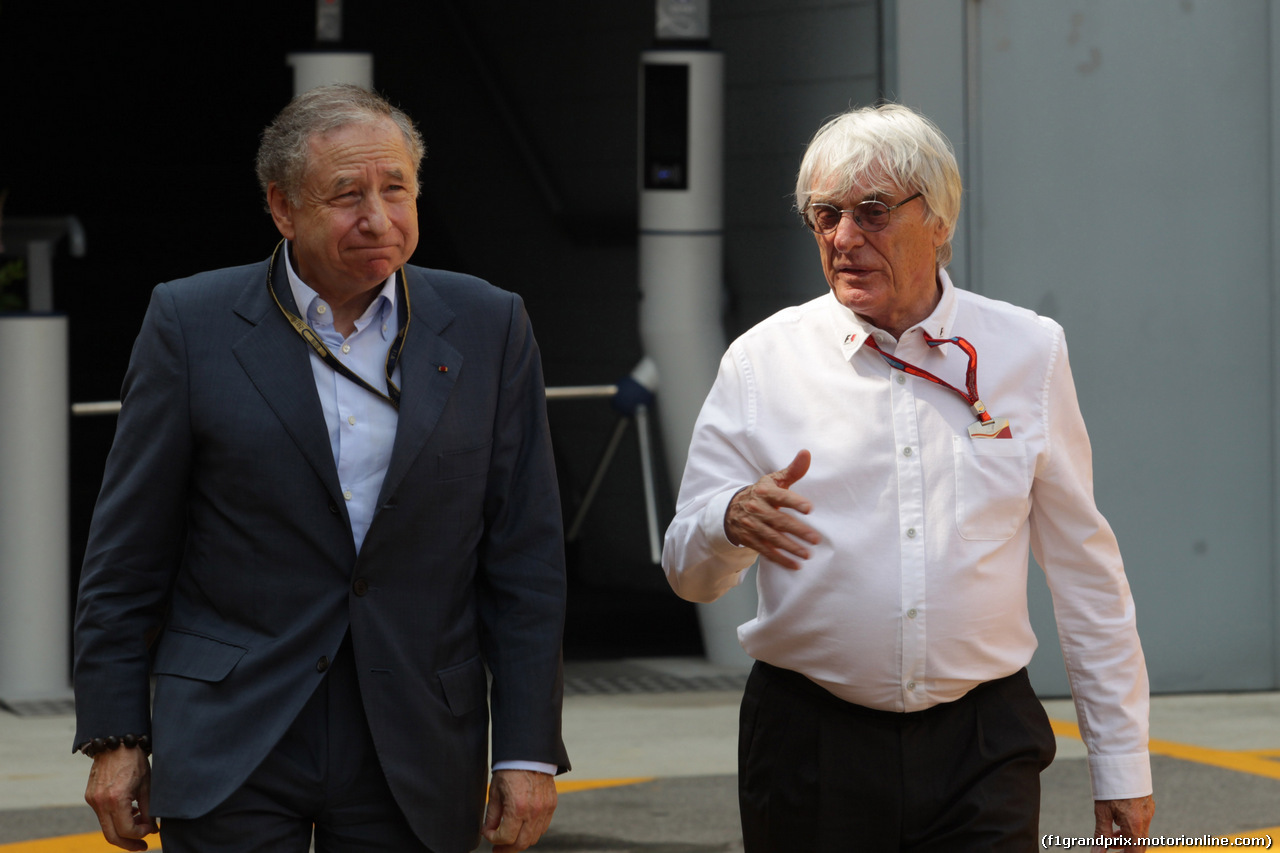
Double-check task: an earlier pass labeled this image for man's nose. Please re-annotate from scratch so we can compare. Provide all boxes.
[359,196,391,234]
[832,213,866,251]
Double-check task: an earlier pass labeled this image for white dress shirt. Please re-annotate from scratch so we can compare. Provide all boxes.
[662,269,1151,800]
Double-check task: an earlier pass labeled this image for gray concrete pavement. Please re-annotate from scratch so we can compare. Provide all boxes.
[2,658,1278,850]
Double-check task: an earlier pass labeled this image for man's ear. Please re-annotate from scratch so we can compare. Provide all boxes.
[931,215,950,249]
[267,183,296,240]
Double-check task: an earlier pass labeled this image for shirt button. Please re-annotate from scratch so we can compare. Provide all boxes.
[903,447,913,456]
[316,656,330,673]
[906,527,917,538]
[897,374,906,385]
[348,415,357,426]
[341,343,351,354]
[906,681,917,691]
[907,608,918,619]
[343,490,353,501]
[317,305,328,315]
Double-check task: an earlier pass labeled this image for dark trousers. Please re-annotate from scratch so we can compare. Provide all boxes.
[739,662,1056,853]
[159,634,431,853]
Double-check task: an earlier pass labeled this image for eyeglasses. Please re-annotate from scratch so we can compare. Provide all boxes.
[801,192,924,235]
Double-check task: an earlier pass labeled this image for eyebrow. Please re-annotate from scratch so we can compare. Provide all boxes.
[328,168,412,192]
[813,192,882,207]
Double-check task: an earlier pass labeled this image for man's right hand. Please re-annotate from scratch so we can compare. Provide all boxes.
[724,449,821,570]
[84,746,159,851]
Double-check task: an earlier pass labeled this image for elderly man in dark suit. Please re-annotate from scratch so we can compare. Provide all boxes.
[72,84,568,853]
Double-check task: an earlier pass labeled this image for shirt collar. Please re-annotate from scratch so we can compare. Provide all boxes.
[833,267,959,361]
[283,240,397,340]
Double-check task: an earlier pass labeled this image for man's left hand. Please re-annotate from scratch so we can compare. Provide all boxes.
[1094,795,1155,850]
[481,769,557,852]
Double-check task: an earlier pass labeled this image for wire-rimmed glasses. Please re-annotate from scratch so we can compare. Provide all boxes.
[801,192,923,234]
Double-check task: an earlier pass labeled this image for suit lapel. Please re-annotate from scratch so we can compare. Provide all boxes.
[377,268,462,506]
[230,258,348,516]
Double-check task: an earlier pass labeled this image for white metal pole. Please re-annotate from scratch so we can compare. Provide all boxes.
[286,52,374,94]
[639,49,755,667]
[0,315,71,709]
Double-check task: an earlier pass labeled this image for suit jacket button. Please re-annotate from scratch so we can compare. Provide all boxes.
[353,578,369,597]
[316,656,329,673]
[328,501,339,514]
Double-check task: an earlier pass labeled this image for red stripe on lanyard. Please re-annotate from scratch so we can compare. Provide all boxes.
[863,334,993,424]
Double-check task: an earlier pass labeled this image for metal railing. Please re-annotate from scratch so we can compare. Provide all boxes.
[71,382,664,563]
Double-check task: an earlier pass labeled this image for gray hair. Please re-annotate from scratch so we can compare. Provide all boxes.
[795,103,962,268]
[256,84,426,207]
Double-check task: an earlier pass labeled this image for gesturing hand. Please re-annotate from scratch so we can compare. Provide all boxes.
[724,449,821,570]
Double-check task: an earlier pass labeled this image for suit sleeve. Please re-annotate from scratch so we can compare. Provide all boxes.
[72,283,193,749]
[476,293,570,773]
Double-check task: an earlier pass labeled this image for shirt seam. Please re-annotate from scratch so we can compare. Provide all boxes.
[1039,320,1064,471]
[731,341,759,444]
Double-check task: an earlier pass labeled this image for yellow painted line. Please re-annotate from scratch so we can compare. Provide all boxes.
[0,834,126,853]
[557,776,654,793]
[1047,723,1280,848]
[1049,718,1280,781]
[0,780,656,852]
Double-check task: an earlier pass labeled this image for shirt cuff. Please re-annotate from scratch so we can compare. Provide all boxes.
[700,485,751,554]
[493,760,557,775]
[1088,751,1152,801]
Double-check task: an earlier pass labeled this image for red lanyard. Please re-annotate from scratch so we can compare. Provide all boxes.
[863,334,994,425]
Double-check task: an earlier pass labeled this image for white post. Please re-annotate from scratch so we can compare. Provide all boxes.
[639,49,755,668]
[286,52,374,95]
[0,315,71,709]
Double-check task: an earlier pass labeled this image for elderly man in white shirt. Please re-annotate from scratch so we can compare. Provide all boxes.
[662,103,1154,851]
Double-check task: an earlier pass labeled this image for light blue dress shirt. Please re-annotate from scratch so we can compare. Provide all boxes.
[283,245,400,554]
[282,245,554,776]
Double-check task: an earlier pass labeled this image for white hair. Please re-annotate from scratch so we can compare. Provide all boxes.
[795,103,962,267]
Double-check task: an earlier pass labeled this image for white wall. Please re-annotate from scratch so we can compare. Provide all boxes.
[897,0,1280,694]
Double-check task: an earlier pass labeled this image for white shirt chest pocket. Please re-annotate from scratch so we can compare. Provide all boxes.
[952,435,1032,540]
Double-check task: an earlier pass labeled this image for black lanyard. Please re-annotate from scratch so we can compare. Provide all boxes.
[266,240,409,410]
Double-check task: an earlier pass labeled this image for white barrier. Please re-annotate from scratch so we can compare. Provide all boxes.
[0,314,72,710]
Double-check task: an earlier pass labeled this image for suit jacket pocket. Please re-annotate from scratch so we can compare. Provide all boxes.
[437,443,492,481]
[438,655,487,717]
[152,628,248,683]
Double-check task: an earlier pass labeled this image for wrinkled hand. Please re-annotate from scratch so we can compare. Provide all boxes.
[482,769,557,852]
[724,449,821,570]
[84,747,159,851]
[1094,795,1155,851]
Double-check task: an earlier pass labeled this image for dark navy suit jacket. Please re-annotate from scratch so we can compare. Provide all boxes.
[73,256,569,852]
